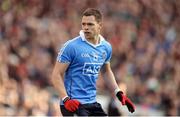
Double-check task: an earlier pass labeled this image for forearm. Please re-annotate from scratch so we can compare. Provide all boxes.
[104,69,119,93]
[51,72,67,99]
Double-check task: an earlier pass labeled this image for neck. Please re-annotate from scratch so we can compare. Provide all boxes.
[87,35,100,45]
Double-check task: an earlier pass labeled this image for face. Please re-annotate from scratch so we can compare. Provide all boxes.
[81,16,102,40]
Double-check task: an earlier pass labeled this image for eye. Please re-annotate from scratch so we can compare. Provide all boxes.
[82,23,86,26]
[81,22,95,26]
[87,23,94,26]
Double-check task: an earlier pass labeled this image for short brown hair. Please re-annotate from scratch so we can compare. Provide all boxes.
[82,8,102,23]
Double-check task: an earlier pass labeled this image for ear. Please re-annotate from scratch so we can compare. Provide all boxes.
[98,22,102,30]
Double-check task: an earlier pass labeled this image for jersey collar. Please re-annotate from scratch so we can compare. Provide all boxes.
[79,30,105,48]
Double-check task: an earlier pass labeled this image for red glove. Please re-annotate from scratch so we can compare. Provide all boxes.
[116,91,135,113]
[63,97,80,112]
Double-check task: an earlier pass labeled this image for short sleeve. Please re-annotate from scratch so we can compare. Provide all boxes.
[56,41,74,63]
[105,43,112,63]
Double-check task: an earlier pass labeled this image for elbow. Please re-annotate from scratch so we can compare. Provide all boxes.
[51,71,63,86]
[51,71,57,86]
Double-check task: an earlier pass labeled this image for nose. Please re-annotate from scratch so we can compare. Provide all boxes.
[82,24,89,30]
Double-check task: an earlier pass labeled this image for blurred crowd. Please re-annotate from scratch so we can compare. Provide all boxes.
[0,0,180,116]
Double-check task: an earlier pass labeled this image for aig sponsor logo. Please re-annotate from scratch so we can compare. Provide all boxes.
[83,63,103,76]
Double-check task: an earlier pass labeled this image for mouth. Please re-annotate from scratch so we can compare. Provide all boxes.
[84,32,91,37]
[84,32,91,35]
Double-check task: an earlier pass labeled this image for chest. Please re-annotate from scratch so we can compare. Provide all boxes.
[74,45,107,64]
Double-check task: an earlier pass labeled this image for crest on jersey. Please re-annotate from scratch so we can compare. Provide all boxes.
[92,52,98,61]
[102,52,106,60]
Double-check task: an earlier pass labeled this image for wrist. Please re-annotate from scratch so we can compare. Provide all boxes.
[62,96,70,103]
[115,88,124,99]
[114,88,122,95]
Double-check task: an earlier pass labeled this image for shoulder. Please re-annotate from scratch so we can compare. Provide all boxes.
[58,36,81,57]
[99,34,112,48]
[102,39,112,50]
[62,36,81,48]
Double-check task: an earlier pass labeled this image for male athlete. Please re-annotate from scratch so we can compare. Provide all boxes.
[51,8,135,116]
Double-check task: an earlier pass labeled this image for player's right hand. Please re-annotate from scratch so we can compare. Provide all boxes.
[63,97,80,112]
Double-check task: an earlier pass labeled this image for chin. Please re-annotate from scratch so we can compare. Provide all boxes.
[85,35,90,39]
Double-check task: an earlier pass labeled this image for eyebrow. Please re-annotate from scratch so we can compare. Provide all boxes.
[82,22,95,25]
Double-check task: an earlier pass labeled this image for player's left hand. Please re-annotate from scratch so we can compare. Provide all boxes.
[116,91,135,113]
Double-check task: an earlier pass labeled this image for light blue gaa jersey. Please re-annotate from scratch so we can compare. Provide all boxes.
[57,30,112,104]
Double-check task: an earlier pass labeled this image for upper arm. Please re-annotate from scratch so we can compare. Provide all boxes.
[105,43,112,63]
[54,40,74,75]
[52,61,69,76]
[103,62,112,73]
